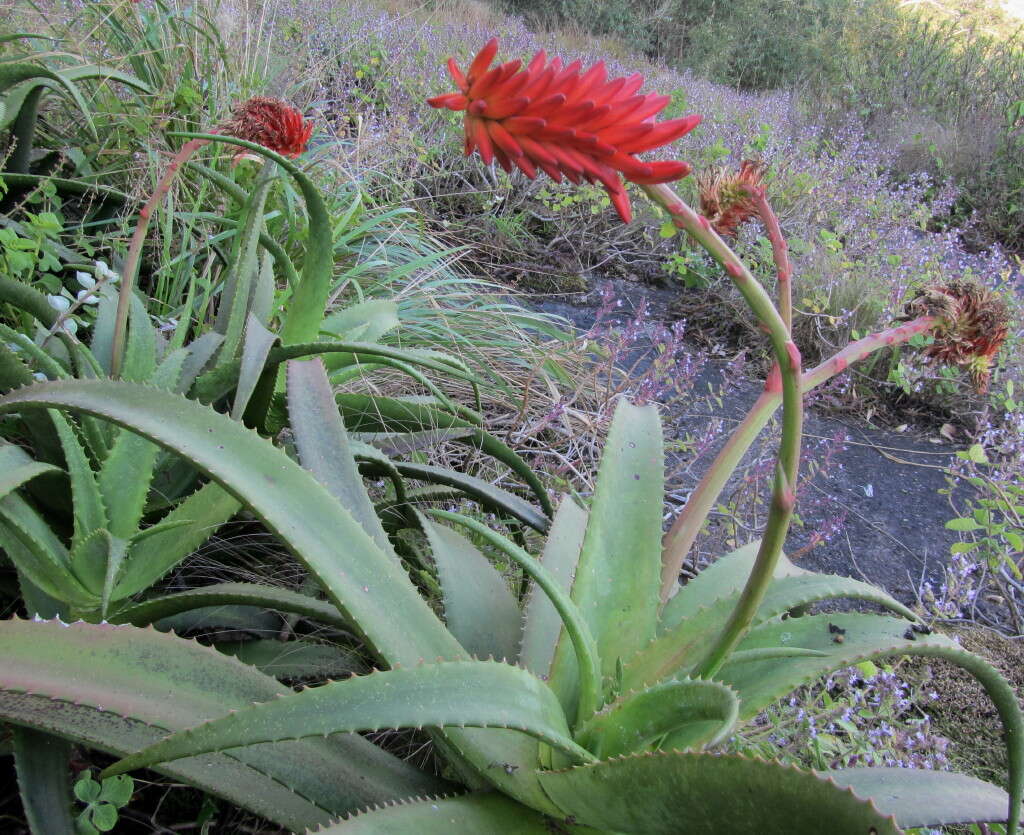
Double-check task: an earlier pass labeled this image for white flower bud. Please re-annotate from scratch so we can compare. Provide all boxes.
[76,271,96,288]
[77,289,99,304]
[47,294,71,313]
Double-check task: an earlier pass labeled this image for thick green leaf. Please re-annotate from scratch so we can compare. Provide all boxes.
[522,497,587,714]
[48,412,107,548]
[104,661,592,777]
[576,678,739,759]
[0,618,450,830]
[0,378,457,661]
[214,638,363,680]
[231,315,277,421]
[418,514,521,662]
[659,540,803,632]
[0,442,59,501]
[111,481,241,600]
[0,494,94,607]
[12,727,75,835]
[316,792,600,834]
[428,509,603,728]
[537,752,901,834]
[0,63,96,137]
[626,571,919,691]
[320,299,399,343]
[112,581,351,631]
[826,768,1014,828]
[68,527,112,596]
[721,613,969,717]
[0,379,559,811]
[571,399,662,685]
[287,358,394,556]
[96,351,185,539]
[120,293,156,384]
[214,163,277,363]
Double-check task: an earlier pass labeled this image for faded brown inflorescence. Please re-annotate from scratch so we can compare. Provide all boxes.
[903,278,1010,393]
[695,159,766,237]
[218,96,313,159]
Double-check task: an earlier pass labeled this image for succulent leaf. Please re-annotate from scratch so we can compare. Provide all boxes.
[538,751,901,833]
[418,513,522,662]
[0,618,449,829]
[826,767,1016,828]
[103,660,592,777]
[575,677,739,758]
[570,399,662,705]
[521,496,588,694]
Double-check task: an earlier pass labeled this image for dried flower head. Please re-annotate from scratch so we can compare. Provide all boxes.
[696,159,766,237]
[903,278,1009,393]
[218,97,313,159]
[428,38,701,223]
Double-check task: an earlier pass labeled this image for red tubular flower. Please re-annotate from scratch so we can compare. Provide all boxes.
[218,97,313,159]
[428,38,701,223]
[696,159,766,237]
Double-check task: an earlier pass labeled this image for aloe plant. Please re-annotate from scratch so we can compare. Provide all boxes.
[0,355,1019,832]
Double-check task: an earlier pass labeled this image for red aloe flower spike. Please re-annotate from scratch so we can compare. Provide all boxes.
[217,97,313,159]
[447,58,468,92]
[428,38,701,223]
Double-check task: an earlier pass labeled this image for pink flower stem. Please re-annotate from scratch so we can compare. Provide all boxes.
[744,184,793,333]
[659,314,939,602]
[643,183,802,677]
[110,138,209,378]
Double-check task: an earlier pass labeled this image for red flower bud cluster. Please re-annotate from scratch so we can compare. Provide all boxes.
[218,97,313,159]
[695,159,766,237]
[429,38,701,223]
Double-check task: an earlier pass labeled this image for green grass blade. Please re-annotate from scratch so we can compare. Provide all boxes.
[111,581,350,631]
[337,393,552,517]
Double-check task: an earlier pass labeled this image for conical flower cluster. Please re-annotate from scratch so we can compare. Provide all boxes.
[218,97,313,159]
[903,278,1009,393]
[428,38,701,223]
[696,159,766,237]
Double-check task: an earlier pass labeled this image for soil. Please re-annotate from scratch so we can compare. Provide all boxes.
[526,274,966,609]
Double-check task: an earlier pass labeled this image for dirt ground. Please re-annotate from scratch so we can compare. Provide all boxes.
[528,276,964,608]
